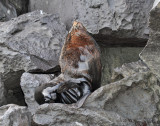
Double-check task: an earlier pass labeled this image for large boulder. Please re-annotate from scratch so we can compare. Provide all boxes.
[0,104,31,126]
[140,0,160,80]
[84,65,159,125]
[0,11,67,106]
[29,0,154,46]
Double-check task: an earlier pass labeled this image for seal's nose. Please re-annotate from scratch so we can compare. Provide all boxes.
[73,21,79,27]
[72,21,86,31]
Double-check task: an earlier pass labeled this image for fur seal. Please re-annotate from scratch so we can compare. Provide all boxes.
[35,21,101,107]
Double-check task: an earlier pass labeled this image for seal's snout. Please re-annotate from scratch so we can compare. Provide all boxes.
[73,21,79,27]
[72,21,86,31]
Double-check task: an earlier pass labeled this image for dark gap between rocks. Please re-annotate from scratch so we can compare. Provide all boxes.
[8,0,29,16]
[3,70,27,106]
[89,27,148,86]
[91,27,148,47]
[93,34,147,47]
[28,65,61,75]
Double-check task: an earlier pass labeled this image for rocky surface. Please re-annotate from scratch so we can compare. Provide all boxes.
[0,0,29,22]
[0,104,31,126]
[0,0,17,22]
[0,11,66,106]
[32,103,137,126]
[140,0,160,80]
[8,0,29,16]
[111,60,149,81]
[20,73,52,114]
[101,47,143,85]
[85,62,160,125]
[29,0,154,46]
[84,72,160,126]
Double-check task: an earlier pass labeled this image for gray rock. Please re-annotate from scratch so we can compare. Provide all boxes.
[140,1,160,80]
[0,10,66,73]
[0,0,29,22]
[84,71,159,125]
[8,0,29,16]
[101,47,143,85]
[0,11,66,106]
[0,104,31,126]
[29,0,154,46]
[32,103,137,126]
[0,0,17,21]
[111,60,149,81]
[20,73,52,114]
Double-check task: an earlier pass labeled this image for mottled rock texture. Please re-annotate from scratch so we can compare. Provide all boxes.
[0,11,66,106]
[101,47,143,85]
[0,0,17,21]
[20,73,52,114]
[112,60,149,81]
[32,103,136,126]
[84,61,160,125]
[8,0,29,16]
[0,0,29,22]
[140,0,160,80]
[0,104,31,126]
[29,0,154,46]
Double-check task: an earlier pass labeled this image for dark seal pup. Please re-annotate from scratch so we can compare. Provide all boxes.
[35,21,102,107]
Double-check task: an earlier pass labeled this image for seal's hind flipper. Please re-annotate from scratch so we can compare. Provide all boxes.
[74,82,91,108]
[75,93,91,108]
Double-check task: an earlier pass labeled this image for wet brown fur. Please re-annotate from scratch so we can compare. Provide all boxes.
[60,21,101,91]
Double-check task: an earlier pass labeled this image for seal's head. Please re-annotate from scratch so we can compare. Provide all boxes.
[65,21,92,47]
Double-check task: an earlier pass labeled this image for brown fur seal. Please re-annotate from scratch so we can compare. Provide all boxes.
[35,21,101,107]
